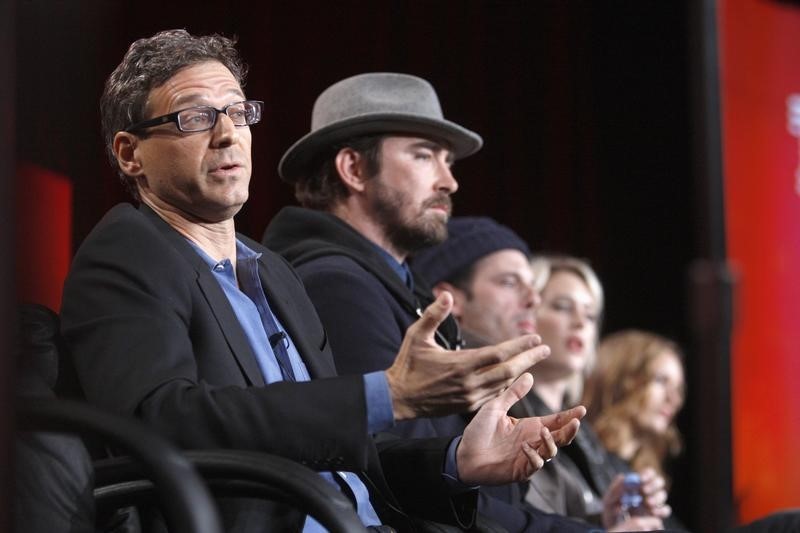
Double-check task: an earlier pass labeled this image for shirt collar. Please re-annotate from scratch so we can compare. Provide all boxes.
[369,241,414,291]
[187,238,263,272]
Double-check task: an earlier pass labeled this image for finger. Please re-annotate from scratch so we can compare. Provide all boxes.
[463,334,544,373]
[638,469,665,501]
[459,346,546,412]
[535,426,558,461]
[491,373,534,412]
[468,343,550,385]
[641,473,665,496]
[605,474,625,498]
[540,405,587,430]
[652,503,672,518]
[521,441,545,477]
[408,291,453,340]
[627,517,664,530]
[460,373,531,413]
[608,516,664,532]
[550,418,581,446]
[639,466,657,479]
[646,489,668,509]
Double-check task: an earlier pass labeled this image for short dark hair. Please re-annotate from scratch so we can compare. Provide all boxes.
[294,134,384,210]
[100,29,247,198]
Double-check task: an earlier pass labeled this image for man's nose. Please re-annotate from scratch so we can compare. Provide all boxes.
[522,286,541,309]
[435,159,458,194]
[210,112,239,147]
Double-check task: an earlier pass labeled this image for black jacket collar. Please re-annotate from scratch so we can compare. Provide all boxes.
[263,206,463,350]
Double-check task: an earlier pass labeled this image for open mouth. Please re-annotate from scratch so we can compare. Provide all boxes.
[209,162,242,177]
[566,336,584,352]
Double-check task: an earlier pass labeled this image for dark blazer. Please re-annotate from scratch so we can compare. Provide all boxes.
[60,203,474,531]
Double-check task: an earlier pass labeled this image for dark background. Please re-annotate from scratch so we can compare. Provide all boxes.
[14,0,716,530]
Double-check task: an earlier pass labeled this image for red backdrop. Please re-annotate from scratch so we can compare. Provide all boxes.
[720,0,800,522]
[15,163,72,311]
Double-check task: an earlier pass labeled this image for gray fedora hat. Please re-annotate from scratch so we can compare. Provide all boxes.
[278,72,483,183]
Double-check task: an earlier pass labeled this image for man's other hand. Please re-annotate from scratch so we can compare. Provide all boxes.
[454,373,585,486]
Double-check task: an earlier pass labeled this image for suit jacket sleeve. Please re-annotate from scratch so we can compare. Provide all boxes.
[374,433,477,528]
[60,205,370,471]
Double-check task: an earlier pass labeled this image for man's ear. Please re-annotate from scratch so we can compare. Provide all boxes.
[334,147,370,193]
[435,281,467,318]
[113,131,145,177]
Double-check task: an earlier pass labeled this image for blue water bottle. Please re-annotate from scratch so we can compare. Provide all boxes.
[619,472,644,521]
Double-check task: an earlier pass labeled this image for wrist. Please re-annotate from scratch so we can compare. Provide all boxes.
[385,367,415,420]
[391,398,415,421]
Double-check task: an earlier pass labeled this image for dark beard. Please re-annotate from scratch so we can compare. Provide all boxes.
[371,182,451,255]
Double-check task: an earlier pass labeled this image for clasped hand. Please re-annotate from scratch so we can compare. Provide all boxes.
[603,468,672,531]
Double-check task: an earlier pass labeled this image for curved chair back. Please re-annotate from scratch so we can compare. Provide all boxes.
[18,398,224,533]
[16,303,222,533]
[93,450,369,533]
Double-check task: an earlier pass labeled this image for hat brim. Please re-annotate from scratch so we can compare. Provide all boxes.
[278,113,483,183]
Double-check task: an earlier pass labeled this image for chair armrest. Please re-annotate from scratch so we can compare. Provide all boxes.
[17,397,222,533]
[93,449,368,533]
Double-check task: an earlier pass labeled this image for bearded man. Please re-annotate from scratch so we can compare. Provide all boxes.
[263,73,592,532]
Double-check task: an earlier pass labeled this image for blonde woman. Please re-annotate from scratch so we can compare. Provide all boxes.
[513,255,671,530]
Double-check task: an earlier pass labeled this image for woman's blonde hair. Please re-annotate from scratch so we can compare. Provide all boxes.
[582,329,685,480]
[530,255,604,405]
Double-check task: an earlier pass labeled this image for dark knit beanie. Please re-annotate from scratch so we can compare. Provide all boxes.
[411,216,530,286]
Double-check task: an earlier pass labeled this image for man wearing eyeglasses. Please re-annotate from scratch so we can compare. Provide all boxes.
[61,29,586,532]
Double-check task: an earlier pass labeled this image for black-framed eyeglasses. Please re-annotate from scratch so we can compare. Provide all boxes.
[124,100,264,133]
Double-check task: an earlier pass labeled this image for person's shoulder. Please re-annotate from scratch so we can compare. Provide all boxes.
[87,202,143,229]
[82,202,169,242]
[299,253,367,274]
[76,203,155,250]
[72,203,185,273]
[296,253,385,293]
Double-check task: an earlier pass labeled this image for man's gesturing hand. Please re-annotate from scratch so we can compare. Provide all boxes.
[455,373,586,485]
[386,292,551,420]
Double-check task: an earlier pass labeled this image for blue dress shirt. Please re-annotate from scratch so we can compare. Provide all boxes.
[189,239,390,530]
[371,243,415,291]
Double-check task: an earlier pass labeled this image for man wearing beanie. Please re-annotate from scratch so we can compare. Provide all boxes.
[414,218,671,533]
[263,74,592,532]
[411,217,539,350]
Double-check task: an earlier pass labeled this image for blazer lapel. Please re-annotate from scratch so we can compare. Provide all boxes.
[140,205,266,387]
[256,254,338,379]
[194,272,266,386]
